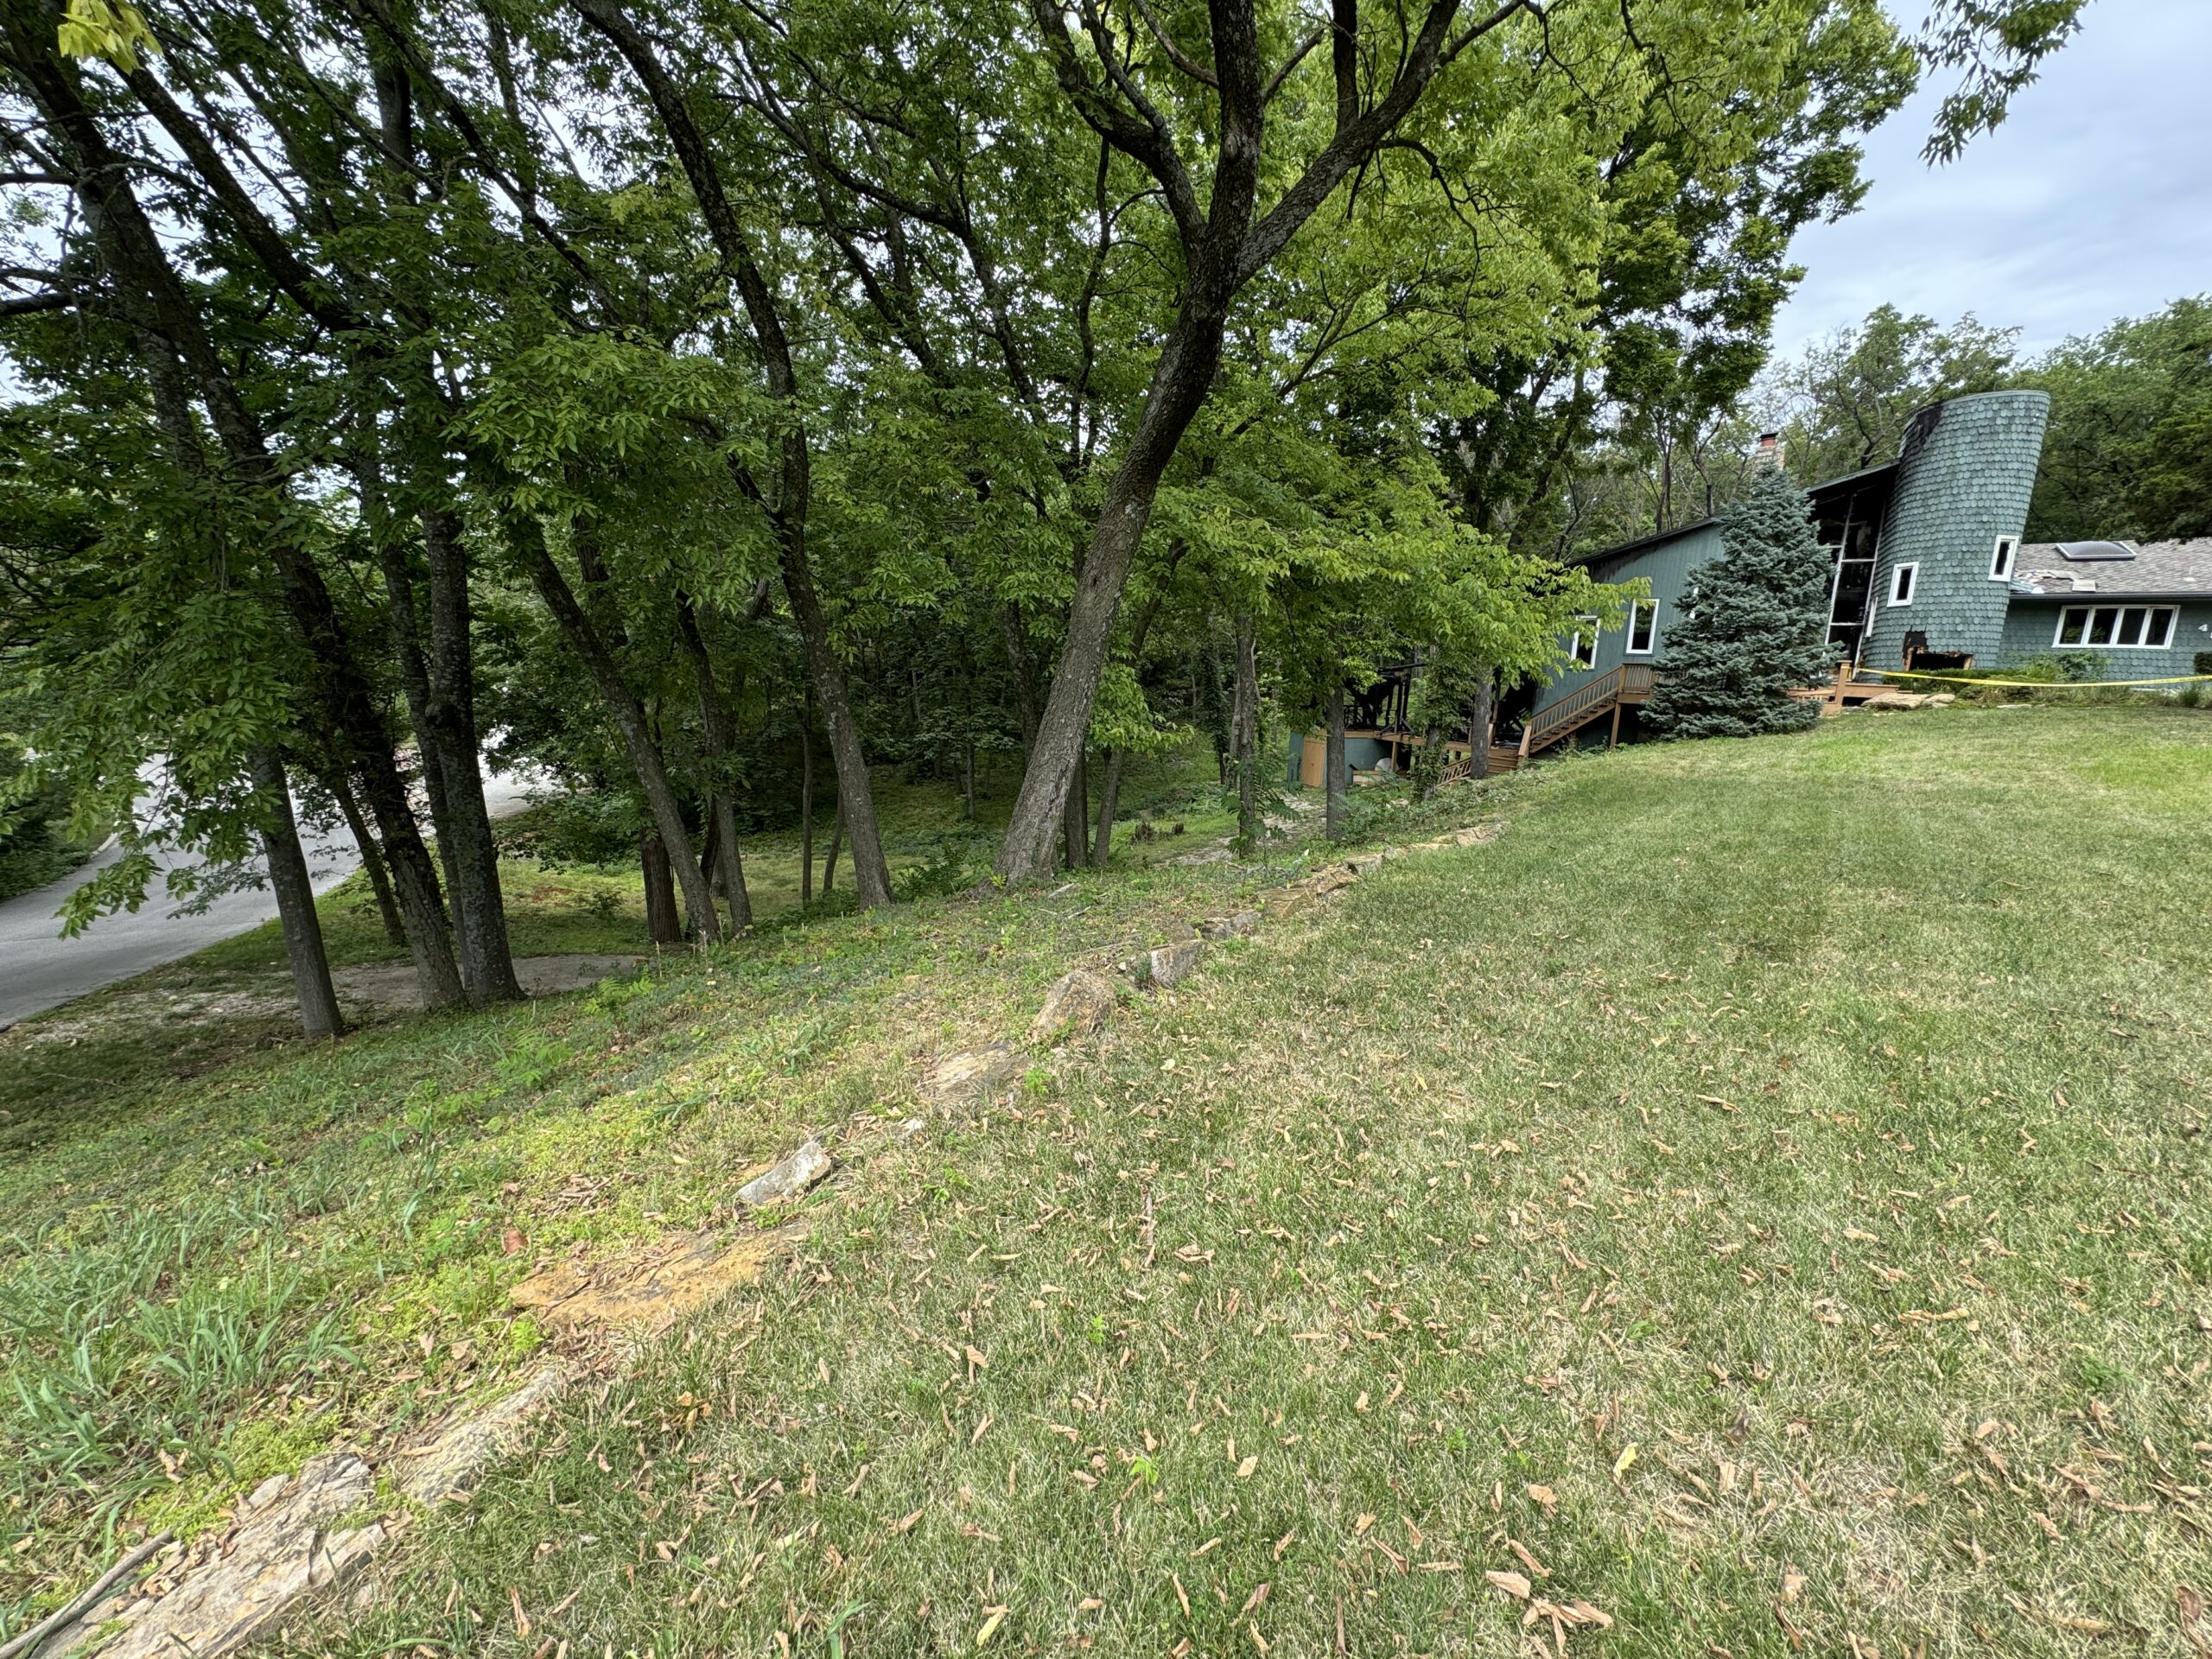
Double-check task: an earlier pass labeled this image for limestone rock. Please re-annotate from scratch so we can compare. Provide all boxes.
[508,1261,587,1310]
[1860,690,1929,710]
[928,1045,1027,1102]
[56,1454,384,1659]
[1344,848,1406,874]
[396,1361,572,1505]
[511,1227,799,1335]
[1147,938,1204,988]
[1927,693,1958,707]
[1169,846,1233,867]
[1261,863,1358,918]
[736,1139,833,1209]
[1032,970,1119,1042]
[1196,912,1259,941]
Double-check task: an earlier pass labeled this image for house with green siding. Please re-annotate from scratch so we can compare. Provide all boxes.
[1522,389,2212,747]
[1287,388,2209,785]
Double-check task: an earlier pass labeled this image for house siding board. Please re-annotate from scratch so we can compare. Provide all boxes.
[1998,599,2212,678]
[1531,524,1723,717]
[1863,391,2049,670]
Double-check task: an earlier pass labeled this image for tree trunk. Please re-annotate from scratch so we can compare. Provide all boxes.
[640,829,682,945]
[517,521,721,942]
[1001,602,1042,762]
[991,317,1229,880]
[772,511,892,909]
[251,747,342,1039]
[33,71,467,1009]
[963,741,976,821]
[322,762,405,945]
[1091,748,1125,865]
[800,696,815,906]
[1469,664,1495,780]
[822,797,845,894]
[1063,747,1090,869]
[363,490,461,907]
[419,505,523,1001]
[1325,685,1348,842]
[1232,607,1260,857]
[675,594,753,934]
[568,0,891,912]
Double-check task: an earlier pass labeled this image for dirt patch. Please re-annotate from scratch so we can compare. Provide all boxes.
[332,953,648,1013]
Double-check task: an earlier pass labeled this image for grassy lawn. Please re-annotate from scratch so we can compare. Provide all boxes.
[5,705,2210,1656]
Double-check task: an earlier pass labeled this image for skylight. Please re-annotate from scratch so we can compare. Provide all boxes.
[2054,541,2137,562]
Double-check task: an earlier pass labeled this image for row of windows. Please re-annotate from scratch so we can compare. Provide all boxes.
[2055,604,2177,649]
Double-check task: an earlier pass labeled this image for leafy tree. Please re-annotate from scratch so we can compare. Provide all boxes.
[2024,296,2212,543]
[1643,465,1834,739]
[1769,304,2018,484]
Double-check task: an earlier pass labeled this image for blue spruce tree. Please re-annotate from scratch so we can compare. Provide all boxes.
[1643,465,1836,739]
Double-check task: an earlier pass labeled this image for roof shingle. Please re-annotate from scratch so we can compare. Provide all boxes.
[2010,538,2212,599]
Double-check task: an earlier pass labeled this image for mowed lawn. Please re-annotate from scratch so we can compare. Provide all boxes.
[8,705,2212,1657]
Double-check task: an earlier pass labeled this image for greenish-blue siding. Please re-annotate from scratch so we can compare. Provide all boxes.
[1862,391,2048,669]
[1530,524,1722,717]
[1997,599,2212,679]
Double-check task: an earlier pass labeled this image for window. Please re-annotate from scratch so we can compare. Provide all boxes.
[1990,537,2018,581]
[1624,600,1658,656]
[1887,563,1918,607]
[2055,605,2177,649]
[1569,617,1599,669]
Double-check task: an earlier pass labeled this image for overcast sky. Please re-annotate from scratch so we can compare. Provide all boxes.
[1770,0,2212,363]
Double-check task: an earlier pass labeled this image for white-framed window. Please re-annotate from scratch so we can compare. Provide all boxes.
[1990,536,2018,581]
[2054,604,2178,649]
[1624,600,1658,656]
[1887,563,1919,607]
[1569,616,1599,669]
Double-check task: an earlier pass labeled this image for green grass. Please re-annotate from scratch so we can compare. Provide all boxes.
[6,705,2210,1656]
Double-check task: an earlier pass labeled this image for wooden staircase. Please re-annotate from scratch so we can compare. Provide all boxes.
[1516,664,1656,762]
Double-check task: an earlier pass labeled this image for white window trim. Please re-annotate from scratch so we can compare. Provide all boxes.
[1887,563,1919,607]
[2053,603,2178,650]
[1624,599,1657,656]
[1569,615,1599,670]
[1989,536,2018,581]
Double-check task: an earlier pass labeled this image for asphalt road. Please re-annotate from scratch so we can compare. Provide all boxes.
[0,766,540,1030]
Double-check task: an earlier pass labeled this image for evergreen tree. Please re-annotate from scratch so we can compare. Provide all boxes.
[1643,467,1835,740]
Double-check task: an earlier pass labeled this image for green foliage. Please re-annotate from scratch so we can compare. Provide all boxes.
[1770,304,2019,485]
[1644,466,1834,739]
[2023,296,2212,542]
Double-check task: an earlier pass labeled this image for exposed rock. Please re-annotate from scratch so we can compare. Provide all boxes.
[1927,693,1958,707]
[508,1226,799,1335]
[1860,691,1929,710]
[1169,846,1233,867]
[395,1361,574,1506]
[1196,911,1260,941]
[1344,848,1407,874]
[1147,938,1205,988]
[1032,970,1120,1043]
[47,1454,384,1659]
[507,1261,588,1310]
[330,954,647,1014]
[928,1045,1027,1101]
[1261,863,1359,918]
[735,1139,833,1209]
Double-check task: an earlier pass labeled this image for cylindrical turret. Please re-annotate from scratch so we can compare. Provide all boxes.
[1863,390,2050,669]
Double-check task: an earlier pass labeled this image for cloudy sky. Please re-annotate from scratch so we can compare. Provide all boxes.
[1770,0,2212,362]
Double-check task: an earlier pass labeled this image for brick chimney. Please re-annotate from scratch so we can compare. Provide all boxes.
[1753,430,1783,470]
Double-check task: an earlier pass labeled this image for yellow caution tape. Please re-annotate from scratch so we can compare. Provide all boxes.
[1849,669,2212,690]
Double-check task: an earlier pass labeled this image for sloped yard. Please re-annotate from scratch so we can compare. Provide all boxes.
[6,705,2210,1656]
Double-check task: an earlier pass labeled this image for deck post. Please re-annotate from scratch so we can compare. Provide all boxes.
[1609,703,1623,748]
[1825,661,1852,716]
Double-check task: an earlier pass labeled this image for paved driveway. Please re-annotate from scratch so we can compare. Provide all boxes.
[0,765,542,1029]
